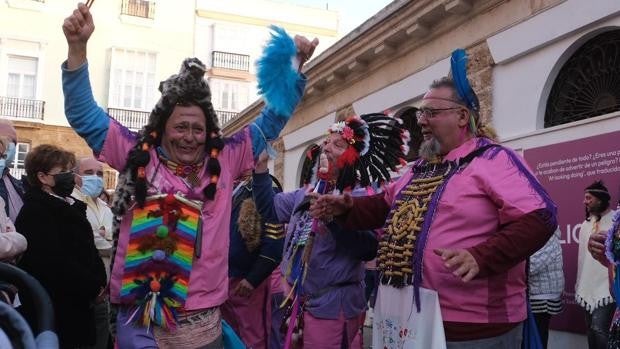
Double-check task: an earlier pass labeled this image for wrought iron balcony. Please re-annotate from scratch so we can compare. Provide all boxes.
[0,96,44,120]
[212,51,250,72]
[108,108,149,131]
[9,168,26,180]
[216,110,239,126]
[121,0,155,19]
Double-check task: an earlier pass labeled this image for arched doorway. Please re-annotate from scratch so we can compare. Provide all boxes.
[545,29,620,127]
[298,143,320,188]
[394,106,422,161]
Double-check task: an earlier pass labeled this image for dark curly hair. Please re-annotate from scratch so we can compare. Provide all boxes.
[25,144,76,188]
[111,58,224,217]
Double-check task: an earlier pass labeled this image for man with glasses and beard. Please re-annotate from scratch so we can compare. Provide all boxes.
[576,180,615,349]
[310,50,558,348]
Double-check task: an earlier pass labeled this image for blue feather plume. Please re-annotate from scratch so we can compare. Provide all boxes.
[450,49,480,113]
[256,25,303,117]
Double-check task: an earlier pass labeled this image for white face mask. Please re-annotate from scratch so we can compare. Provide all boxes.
[80,175,104,198]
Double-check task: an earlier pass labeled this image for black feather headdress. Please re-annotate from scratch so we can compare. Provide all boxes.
[308,113,410,192]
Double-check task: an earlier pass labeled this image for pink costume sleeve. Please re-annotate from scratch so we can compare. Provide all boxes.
[467,148,556,277]
[221,126,255,181]
[96,119,138,171]
[480,148,549,223]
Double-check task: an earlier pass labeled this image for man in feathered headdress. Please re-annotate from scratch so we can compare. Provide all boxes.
[252,112,409,348]
[61,3,317,348]
[311,49,558,348]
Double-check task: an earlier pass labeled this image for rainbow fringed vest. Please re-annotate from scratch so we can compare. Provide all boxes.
[119,193,202,330]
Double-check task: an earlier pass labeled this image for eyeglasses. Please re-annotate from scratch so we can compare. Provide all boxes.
[415,107,462,122]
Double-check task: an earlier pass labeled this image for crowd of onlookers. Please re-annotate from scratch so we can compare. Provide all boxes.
[0,119,114,348]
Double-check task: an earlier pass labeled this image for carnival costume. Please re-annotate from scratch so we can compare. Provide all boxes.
[62,26,306,346]
[605,210,620,349]
[253,113,409,348]
[336,50,558,348]
[221,174,285,348]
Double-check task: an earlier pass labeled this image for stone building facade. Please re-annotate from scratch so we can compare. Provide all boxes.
[223,1,620,346]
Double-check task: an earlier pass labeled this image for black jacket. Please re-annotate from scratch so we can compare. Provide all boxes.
[16,187,106,348]
[228,175,285,287]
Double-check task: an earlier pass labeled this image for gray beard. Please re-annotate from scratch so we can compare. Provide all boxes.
[419,138,441,161]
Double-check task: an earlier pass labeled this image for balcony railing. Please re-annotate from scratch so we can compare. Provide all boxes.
[216,110,239,126]
[212,51,250,72]
[108,108,150,131]
[121,0,155,19]
[9,168,26,180]
[0,97,44,120]
[103,169,118,191]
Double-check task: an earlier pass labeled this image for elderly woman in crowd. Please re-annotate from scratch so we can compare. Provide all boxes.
[16,144,107,348]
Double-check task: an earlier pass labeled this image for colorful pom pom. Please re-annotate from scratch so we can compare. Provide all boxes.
[156,225,169,239]
[150,280,161,292]
[164,194,176,205]
[152,249,166,261]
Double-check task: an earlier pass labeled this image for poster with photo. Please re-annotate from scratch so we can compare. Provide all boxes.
[523,130,620,333]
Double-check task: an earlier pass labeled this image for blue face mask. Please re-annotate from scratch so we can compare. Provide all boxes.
[81,175,104,198]
[0,159,5,176]
[5,143,16,166]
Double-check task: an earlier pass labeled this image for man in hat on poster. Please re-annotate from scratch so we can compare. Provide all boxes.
[576,180,616,348]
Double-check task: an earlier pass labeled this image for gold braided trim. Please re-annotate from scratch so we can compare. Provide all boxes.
[377,168,450,287]
[265,234,284,240]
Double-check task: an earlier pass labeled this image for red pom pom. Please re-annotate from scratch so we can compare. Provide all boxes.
[336,146,359,168]
[150,280,161,292]
[164,194,176,205]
